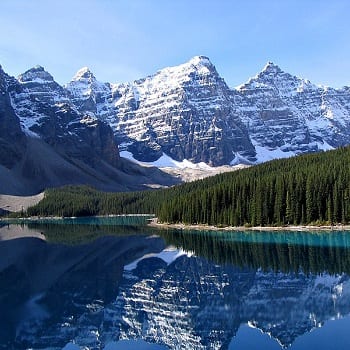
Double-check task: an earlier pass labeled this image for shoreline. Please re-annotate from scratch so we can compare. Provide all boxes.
[148,218,350,232]
[0,192,44,213]
[0,213,155,221]
[0,223,46,241]
[2,215,350,233]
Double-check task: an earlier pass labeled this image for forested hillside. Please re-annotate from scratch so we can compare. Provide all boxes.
[27,147,350,227]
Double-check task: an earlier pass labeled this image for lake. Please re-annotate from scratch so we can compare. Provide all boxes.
[1,217,350,349]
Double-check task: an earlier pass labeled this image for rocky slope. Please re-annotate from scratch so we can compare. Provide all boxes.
[0,66,26,169]
[235,62,350,160]
[2,56,350,194]
[66,57,256,166]
[67,56,350,166]
[0,65,178,195]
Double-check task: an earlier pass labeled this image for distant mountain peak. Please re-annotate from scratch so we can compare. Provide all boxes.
[187,55,217,74]
[29,65,45,72]
[71,67,96,82]
[189,55,212,66]
[3,56,350,175]
[18,65,54,83]
[260,61,283,75]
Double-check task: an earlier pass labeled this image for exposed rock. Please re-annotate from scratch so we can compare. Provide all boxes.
[0,66,179,195]
[236,61,350,158]
[67,56,256,166]
[0,65,26,169]
[12,66,120,168]
[68,57,350,166]
[2,56,350,194]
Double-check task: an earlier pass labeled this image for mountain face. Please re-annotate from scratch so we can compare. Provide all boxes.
[236,62,350,159]
[13,65,120,168]
[66,56,256,166]
[2,56,350,193]
[67,57,350,166]
[0,66,26,169]
[0,65,178,195]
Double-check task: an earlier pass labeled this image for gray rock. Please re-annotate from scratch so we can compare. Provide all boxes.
[0,66,179,195]
[68,57,350,165]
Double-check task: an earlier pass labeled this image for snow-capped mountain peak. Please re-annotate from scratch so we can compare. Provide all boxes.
[18,65,55,84]
[149,55,219,87]
[251,62,298,87]
[5,56,350,171]
[188,55,215,71]
[261,61,282,74]
[71,66,96,82]
[65,67,112,119]
[63,56,350,166]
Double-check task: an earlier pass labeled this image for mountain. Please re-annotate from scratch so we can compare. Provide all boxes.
[0,65,26,169]
[67,56,350,166]
[0,65,178,195]
[2,56,350,195]
[66,56,256,166]
[236,61,350,161]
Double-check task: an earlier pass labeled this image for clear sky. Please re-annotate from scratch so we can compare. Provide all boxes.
[1,0,350,88]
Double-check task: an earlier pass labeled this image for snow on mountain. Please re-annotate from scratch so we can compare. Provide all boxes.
[11,65,70,137]
[67,57,350,167]
[4,56,350,174]
[120,150,212,169]
[1,65,180,195]
[7,65,121,168]
[69,56,256,166]
[236,62,350,158]
[0,64,27,169]
[120,150,247,182]
[66,67,112,118]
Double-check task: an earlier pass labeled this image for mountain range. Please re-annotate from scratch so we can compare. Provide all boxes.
[1,56,350,194]
[65,55,350,165]
[0,65,178,195]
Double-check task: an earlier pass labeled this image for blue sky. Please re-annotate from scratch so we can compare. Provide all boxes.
[1,0,349,88]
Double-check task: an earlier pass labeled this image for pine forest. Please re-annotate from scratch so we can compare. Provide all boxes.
[27,146,350,227]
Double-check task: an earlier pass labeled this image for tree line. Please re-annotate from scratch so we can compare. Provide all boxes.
[27,146,350,227]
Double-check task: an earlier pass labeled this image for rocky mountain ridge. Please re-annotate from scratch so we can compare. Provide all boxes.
[2,56,350,195]
[0,65,178,195]
[66,56,350,166]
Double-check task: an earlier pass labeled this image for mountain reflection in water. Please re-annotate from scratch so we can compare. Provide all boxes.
[1,218,350,349]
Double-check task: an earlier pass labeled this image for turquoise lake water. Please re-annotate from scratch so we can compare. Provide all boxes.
[1,216,350,349]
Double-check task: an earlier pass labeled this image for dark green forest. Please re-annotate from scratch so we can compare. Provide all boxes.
[27,146,350,227]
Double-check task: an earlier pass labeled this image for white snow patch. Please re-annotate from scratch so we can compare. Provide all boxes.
[254,145,296,163]
[120,151,212,170]
[79,114,98,126]
[315,141,334,151]
[230,152,252,165]
[124,247,192,271]
[71,66,92,81]
[247,320,258,329]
